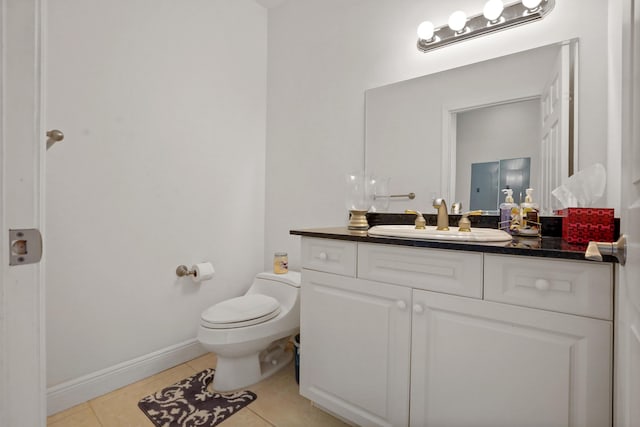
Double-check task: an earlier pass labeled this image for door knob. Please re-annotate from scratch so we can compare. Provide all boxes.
[585,235,627,266]
[396,300,407,310]
[46,129,64,150]
[413,304,424,314]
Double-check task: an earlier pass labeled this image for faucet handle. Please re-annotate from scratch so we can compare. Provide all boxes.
[405,210,426,229]
[458,210,483,232]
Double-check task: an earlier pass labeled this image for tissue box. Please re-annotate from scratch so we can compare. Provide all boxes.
[556,208,614,244]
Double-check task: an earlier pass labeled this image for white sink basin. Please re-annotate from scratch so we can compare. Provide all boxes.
[368,225,512,242]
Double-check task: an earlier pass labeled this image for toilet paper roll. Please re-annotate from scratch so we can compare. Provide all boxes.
[192,262,215,283]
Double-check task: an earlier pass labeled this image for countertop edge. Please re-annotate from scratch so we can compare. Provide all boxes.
[290,228,618,263]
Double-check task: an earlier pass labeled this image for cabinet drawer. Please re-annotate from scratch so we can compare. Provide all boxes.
[301,238,357,277]
[358,243,483,298]
[484,254,613,320]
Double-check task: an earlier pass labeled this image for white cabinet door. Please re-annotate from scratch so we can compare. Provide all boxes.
[300,269,412,427]
[410,290,612,427]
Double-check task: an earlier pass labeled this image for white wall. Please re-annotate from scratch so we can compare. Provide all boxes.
[45,0,267,401]
[266,0,611,270]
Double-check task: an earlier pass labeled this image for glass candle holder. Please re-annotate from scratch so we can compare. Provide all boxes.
[368,176,391,212]
[345,172,373,230]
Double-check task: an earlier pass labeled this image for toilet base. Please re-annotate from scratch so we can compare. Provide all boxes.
[212,339,294,391]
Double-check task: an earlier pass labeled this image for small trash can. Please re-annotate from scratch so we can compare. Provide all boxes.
[293,334,300,384]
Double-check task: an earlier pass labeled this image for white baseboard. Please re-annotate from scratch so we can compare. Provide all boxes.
[46,339,207,416]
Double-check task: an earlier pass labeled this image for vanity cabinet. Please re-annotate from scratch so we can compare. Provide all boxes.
[299,238,613,427]
[410,290,611,427]
[300,269,411,426]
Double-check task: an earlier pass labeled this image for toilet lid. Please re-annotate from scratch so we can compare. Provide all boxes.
[201,294,281,329]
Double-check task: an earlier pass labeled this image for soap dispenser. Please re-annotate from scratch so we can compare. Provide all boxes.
[518,188,540,236]
[499,188,519,234]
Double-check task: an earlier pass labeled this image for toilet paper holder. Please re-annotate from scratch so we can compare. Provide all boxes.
[176,265,195,277]
[176,262,215,282]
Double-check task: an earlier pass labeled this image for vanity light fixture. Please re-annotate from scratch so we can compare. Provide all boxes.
[448,10,468,33]
[483,0,505,23]
[417,0,555,53]
[522,0,543,11]
[417,20,436,42]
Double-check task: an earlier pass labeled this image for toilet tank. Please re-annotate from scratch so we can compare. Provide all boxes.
[255,271,301,287]
[246,271,301,309]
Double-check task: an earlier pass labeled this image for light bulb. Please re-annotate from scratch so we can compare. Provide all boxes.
[448,10,467,33]
[483,0,504,22]
[522,0,542,10]
[417,21,435,41]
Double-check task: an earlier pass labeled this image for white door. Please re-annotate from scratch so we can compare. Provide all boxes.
[615,0,640,425]
[0,0,47,425]
[539,40,573,214]
[300,269,412,427]
[410,290,611,427]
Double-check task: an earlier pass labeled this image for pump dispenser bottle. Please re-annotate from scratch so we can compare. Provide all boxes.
[499,188,519,233]
[518,188,540,236]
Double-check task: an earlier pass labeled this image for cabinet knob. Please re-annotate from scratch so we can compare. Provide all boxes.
[396,300,407,310]
[413,304,424,314]
[534,278,551,291]
[318,252,328,261]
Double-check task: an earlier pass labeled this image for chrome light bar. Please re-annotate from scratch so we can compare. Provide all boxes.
[417,0,555,53]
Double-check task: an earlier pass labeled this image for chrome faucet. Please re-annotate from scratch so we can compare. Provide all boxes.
[432,198,449,231]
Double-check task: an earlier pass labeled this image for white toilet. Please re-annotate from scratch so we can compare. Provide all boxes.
[197,271,301,391]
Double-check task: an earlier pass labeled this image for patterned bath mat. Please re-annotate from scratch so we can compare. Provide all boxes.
[138,368,257,427]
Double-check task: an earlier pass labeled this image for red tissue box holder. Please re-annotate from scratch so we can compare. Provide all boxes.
[556,208,615,244]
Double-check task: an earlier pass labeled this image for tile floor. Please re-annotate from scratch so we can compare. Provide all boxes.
[47,352,349,427]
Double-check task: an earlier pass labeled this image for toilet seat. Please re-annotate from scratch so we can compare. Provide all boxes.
[201,294,281,329]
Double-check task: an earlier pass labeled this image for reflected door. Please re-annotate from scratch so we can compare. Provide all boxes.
[540,41,572,214]
[499,157,531,205]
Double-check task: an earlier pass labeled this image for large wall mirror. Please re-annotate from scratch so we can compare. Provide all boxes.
[365,39,578,215]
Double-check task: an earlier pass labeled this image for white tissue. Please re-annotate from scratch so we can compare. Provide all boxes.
[192,262,215,283]
[551,163,606,208]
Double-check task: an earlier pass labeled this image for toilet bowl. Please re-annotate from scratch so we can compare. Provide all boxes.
[197,271,301,391]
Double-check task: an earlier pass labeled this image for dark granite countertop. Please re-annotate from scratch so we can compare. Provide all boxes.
[289,226,618,263]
